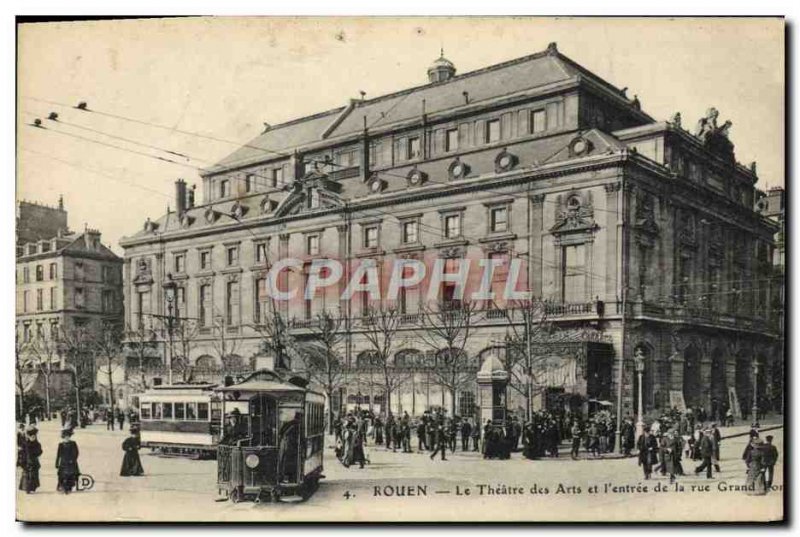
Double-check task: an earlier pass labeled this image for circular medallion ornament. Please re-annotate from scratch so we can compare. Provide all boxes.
[370,179,382,192]
[494,150,518,173]
[571,137,592,156]
[245,454,260,469]
[448,159,470,180]
[452,164,464,177]
[499,155,511,168]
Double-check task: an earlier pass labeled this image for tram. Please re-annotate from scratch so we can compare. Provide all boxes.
[138,383,222,457]
[216,369,325,503]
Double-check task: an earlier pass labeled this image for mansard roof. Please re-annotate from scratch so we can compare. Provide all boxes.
[206,45,647,174]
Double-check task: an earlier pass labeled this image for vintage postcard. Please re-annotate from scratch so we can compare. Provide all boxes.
[15,16,785,523]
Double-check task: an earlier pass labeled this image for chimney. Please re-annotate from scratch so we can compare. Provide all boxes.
[187,185,196,209]
[175,179,187,214]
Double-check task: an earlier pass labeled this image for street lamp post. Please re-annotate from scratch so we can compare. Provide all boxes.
[162,274,177,386]
[634,348,646,439]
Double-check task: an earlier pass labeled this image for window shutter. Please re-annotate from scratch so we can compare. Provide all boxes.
[433,129,445,154]
[458,123,470,148]
[502,113,513,139]
[474,119,486,144]
[518,110,529,135]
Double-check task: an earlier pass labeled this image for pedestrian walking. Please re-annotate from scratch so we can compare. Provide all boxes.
[18,425,42,494]
[117,408,125,431]
[570,420,582,460]
[744,438,768,495]
[694,428,715,479]
[120,428,145,476]
[56,428,80,494]
[471,419,480,451]
[763,435,778,489]
[637,426,658,480]
[430,422,447,461]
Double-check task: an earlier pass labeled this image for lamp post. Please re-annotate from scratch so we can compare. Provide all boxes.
[751,360,759,422]
[162,274,177,386]
[634,347,646,439]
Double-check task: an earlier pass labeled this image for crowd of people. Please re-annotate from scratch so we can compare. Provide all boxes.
[17,404,145,495]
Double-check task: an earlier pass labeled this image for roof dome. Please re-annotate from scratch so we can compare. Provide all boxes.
[427,50,456,83]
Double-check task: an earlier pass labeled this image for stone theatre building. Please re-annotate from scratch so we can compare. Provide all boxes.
[120,44,782,420]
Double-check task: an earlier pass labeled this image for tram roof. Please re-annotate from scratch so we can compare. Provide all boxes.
[216,379,306,394]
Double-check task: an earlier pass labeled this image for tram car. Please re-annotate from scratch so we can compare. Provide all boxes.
[138,383,223,457]
[216,369,325,503]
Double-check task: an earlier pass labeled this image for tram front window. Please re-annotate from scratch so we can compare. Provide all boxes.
[249,395,277,447]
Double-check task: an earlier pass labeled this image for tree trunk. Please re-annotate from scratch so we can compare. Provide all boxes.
[450,388,457,416]
[108,360,116,431]
[43,372,52,419]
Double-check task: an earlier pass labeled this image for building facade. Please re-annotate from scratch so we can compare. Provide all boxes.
[16,199,124,408]
[120,44,782,421]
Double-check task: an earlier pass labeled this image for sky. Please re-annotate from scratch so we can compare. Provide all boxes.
[17,17,784,254]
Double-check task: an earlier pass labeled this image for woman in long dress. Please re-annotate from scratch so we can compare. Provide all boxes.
[745,438,768,495]
[120,429,145,476]
[19,425,42,493]
[56,428,80,494]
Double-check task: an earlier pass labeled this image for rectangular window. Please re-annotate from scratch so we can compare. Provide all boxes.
[364,226,379,249]
[532,109,546,133]
[36,289,43,311]
[75,263,84,280]
[255,242,267,264]
[174,402,186,420]
[199,284,211,327]
[407,137,421,160]
[49,287,56,310]
[226,281,239,326]
[268,168,278,187]
[36,265,44,282]
[174,253,185,273]
[140,405,151,420]
[401,220,418,244]
[490,206,509,233]
[562,244,586,303]
[307,235,320,256]
[245,174,254,192]
[255,277,268,323]
[162,403,173,420]
[152,403,162,420]
[219,179,230,198]
[176,287,186,317]
[198,403,209,420]
[49,263,57,280]
[444,214,461,239]
[186,403,197,420]
[445,129,459,152]
[102,290,114,313]
[75,288,85,308]
[23,267,29,283]
[23,291,29,312]
[226,246,239,266]
[200,250,211,270]
[102,266,115,283]
[486,119,501,143]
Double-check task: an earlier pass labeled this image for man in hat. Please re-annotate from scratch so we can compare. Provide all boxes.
[278,412,302,481]
[56,428,80,493]
[636,426,658,479]
[694,427,715,478]
[763,435,779,489]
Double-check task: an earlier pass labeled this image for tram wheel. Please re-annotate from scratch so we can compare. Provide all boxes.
[230,488,241,504]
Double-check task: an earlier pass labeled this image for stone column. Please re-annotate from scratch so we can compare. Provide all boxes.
[604,182,621,303]
[530,193,545,298]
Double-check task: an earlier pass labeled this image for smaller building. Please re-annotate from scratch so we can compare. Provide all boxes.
[16,198,124,412]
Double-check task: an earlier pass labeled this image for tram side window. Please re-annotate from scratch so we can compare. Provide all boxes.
[153,403,162,420]
[187,403,197,420]
[198,402,210,420]
[163,403,173,419]
[175,402,186,420]
[140,405,151,420]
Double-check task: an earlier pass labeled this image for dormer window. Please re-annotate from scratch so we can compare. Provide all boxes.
[219,179,231,199]
[307,235,320,256]
[445,129,459,152]
[490,206,509,233]
[486,119,501,143]
[407,137,421,160]
[364,226,379,249]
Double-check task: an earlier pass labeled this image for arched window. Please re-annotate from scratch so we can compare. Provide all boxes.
[458,391,476,418]
[395,349,422,368]
[223,354,245,370]
[195,355,216,370]
[356,351,377,368]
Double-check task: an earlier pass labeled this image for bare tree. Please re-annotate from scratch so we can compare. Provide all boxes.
[58,324,95,422]
[362,304,406,416]
[172,318,201,382]
[209,313,244,372]
[124,322,158,394]
[15,333,30,421]
[94,322,125,429]
[417,299,478,413]
[250,306,301,372]
[501,298,557,420]
[304,310,347,431]
[27,331,60,419]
